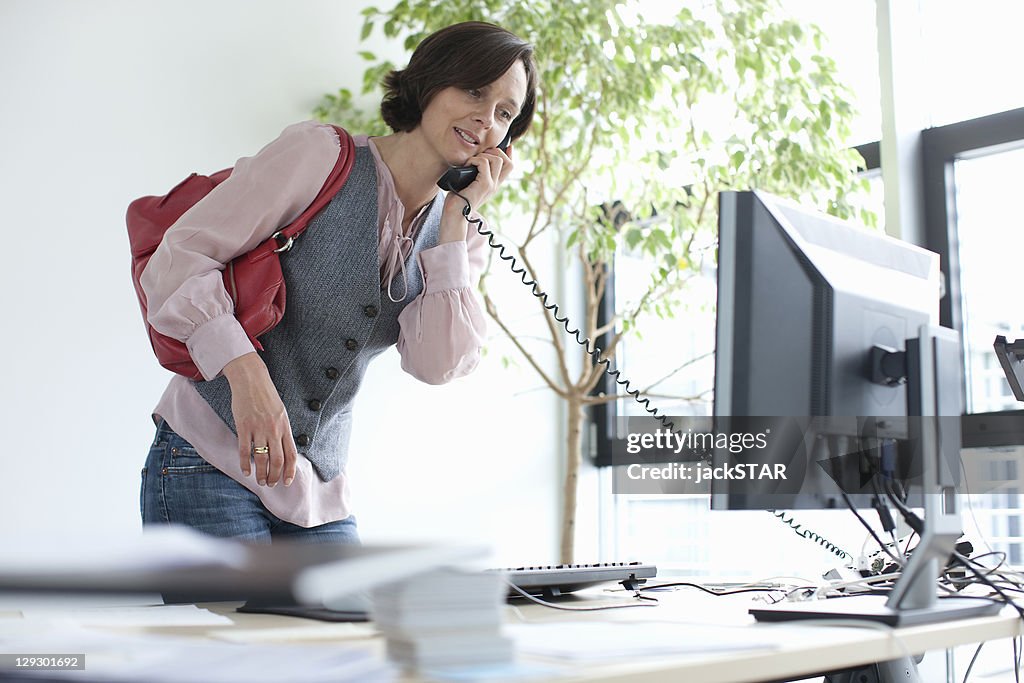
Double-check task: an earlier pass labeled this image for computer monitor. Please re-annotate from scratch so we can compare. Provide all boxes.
[711,190,1000,626]
[712,190,942,510]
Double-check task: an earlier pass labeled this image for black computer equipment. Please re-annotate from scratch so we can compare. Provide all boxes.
[712,190,1001,626]
[495,562,657,599]
[994,335,1024,401]
[961,408,1024,449]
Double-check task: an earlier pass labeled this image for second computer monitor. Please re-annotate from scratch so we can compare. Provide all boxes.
[712,190,942,509]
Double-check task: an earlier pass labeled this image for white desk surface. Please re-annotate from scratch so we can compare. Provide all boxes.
[489,588,1023,683]
[1,588,1021,683]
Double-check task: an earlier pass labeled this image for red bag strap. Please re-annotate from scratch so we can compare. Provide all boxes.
[270,125,356,251]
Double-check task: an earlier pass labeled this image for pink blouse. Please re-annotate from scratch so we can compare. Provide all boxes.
[142,121,488,527]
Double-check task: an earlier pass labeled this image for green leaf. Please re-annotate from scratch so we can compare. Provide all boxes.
[625,228,643,250]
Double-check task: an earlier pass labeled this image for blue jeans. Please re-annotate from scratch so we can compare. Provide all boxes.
[141,419,359,544]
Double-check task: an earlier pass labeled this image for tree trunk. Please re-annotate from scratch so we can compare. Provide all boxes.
[560,398,583,564]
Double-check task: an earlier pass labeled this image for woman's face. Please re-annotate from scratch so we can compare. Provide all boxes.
[419,60,528,166]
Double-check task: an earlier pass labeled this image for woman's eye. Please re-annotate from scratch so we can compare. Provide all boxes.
[500,110,513,121]
[467,89,481,98]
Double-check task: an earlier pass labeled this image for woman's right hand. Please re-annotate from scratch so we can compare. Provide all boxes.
[222,352,297,487]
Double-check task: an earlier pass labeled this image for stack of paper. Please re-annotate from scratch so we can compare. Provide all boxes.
[372,568,513,671]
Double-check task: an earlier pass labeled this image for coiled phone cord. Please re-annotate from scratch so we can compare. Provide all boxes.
[768,509,852,561]
[450,190,680,437]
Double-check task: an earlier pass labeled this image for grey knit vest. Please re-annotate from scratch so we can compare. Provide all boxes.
[195,145,443,481]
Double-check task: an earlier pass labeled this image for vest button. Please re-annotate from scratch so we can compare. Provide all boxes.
[325,367,339,380]
[308,399,322,412]
[295,434,310,448]
[364,305,378,318]
[345,338,358,351]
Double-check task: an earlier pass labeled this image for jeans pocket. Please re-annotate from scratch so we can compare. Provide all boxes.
[165,442,217,474]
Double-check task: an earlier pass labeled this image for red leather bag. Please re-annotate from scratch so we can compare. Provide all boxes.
[127,125,355,380]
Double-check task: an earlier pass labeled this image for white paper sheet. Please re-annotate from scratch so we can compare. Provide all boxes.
[508,621,780,661]
[0,592,163,612]
[0,525,247,573]
[208,622,378,643]
[0,620,393,682]
[20,604,233,626]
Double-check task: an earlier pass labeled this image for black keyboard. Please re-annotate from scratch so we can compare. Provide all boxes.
[492,561,657,599]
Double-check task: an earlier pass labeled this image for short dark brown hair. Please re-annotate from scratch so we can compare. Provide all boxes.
[380,22,537,142]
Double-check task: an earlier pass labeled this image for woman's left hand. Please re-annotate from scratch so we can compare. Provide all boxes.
[440,144,513,242]
[464,143,514,205]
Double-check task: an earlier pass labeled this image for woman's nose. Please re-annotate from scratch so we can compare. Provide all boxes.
[473,109,494,129]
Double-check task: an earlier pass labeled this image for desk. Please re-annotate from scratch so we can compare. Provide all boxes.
[509,596,1022,682]
[478,589,1022,683]
[1,590,1020,683]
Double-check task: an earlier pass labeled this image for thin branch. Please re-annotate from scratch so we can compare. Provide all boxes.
[525,118,602,249]
[581,388,713,406]
[580,244,603,387]
[486,333,558,347]
[482,290,567,398]
[595,259,609,310]
[594,317,619,338]
[695,177,712,227]
[588,280,658,377]
[642,350,714,394]
[592,264,614,336]
[528,218,555,243]
[581,273,695,393]
[525,88,550,239]
[680,78,713,230]
[511,384,565,398]
[514,248,571,385]
[581,244,598,338]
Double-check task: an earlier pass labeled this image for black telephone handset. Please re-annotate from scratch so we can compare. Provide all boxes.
[437,130,513,192]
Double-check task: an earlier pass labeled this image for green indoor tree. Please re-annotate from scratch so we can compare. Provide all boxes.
[316,0,874,563]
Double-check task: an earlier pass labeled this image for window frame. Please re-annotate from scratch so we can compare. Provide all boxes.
[920,107,1024,334]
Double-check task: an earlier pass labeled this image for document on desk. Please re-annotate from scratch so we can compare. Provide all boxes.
[0,620,395,682]
[209,622,378,643]
[509,622,780,661]
[19,604,233,627]
[0,525,247,573]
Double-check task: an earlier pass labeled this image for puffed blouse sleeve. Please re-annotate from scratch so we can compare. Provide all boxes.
[395,224,488,385]
[139,121,340,380]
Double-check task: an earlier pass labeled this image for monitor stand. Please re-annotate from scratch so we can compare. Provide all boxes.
[749,593,999,627]
[750,327,1001,681]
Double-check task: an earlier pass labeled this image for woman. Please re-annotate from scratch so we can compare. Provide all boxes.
[139,22,537,543]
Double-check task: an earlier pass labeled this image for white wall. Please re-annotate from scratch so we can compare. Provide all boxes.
[0,0,564,566]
